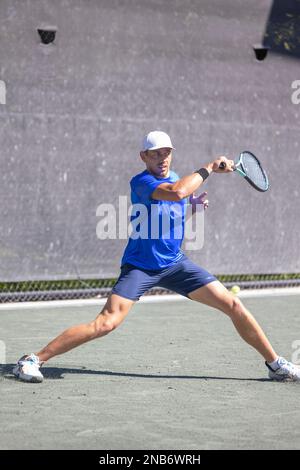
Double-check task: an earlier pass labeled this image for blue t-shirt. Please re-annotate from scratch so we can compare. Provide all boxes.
[121,170,187,270]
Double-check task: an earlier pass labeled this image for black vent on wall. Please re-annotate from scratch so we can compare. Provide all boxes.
[253,45,269,61]
[38,28,56,45]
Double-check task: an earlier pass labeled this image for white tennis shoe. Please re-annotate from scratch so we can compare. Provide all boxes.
[13,353,44,383]
[266,356,300,382]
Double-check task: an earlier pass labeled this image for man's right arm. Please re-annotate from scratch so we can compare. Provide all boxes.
[151,156,233,201]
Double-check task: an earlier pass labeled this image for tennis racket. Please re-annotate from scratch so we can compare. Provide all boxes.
[219,151,269,192]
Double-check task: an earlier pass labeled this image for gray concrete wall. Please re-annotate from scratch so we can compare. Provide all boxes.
[0,0,299,281]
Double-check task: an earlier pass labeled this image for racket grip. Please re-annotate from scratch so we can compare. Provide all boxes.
[219,161,226,170]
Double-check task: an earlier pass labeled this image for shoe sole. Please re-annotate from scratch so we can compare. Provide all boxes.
[269,373,298,382]
[13,367,43,383]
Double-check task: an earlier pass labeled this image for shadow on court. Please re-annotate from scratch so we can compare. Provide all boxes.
[1,363,269,382]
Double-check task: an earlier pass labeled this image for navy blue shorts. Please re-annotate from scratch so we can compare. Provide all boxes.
[111,254,217,301]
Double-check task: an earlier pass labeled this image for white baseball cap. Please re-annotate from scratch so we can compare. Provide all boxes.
[142,131,175,151]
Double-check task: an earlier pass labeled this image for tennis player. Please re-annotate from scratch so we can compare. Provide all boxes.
[13,131,300,382]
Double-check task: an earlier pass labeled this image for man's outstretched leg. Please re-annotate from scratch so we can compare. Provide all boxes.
[13,294,135,383]
[188,281,300,381]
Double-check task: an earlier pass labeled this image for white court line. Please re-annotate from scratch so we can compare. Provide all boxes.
[0,287,299,311]
[0,295,186,311]
[239,287,300,298]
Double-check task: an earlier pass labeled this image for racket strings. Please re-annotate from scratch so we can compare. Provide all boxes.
[241,152,268,190]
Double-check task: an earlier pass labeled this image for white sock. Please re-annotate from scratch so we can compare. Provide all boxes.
[267,357,280,369]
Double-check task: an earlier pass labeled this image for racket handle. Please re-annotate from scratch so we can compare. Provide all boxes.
[219,161,226,170]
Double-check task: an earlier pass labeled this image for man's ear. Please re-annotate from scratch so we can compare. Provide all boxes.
[140,151,146,162]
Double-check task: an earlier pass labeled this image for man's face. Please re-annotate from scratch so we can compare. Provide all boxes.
[140,147,172,178]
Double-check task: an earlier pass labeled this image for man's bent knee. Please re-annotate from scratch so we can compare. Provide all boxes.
[90,313,120,338]
[99,313,119,335]
[91,298,133,339]
[88,294,134,339]
[225,296,245,319]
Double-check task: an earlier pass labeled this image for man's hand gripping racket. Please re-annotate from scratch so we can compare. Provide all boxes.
[219,151,269,192]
